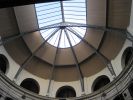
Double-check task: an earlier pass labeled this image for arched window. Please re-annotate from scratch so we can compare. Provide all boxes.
[5,97,13,100]
[56,86,76,98]
[122,47,133,68]
[92,75,110,92]
[20,78,40,94]
[0,54,9,74]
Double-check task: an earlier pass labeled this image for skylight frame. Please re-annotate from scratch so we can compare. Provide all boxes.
[35,0,87,48]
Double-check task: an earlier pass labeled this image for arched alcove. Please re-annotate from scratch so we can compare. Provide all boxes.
[128,80,133,97]
[122,47,133,68]
[56,86,76,98]
[0,54,9,74]
[113,94,124,100]
[92,75,110,92]
[20,78,40,94]
[5,97,13,100]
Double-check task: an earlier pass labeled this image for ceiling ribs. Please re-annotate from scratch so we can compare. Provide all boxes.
[13,28,60,80]
[66,27,116,77]
[0,22,127,47]
[47,29,62,96]
[60,1,65,22]
[98,0,109,51]
[64,29,85,92]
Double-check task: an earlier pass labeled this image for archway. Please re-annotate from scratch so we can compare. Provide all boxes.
[20,78,40,94]
[56,86,76,98]
[113,94,124,100]
[0,54,9,74]
[128,80,133,97]
[5,97,13,100]
[92,75,110,92]
[122,47,133,68]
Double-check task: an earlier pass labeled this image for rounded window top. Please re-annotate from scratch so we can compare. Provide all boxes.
[20,78,40,94]
[122,47,133,68]
[0,54,9,74]
[92,75,110,92]
[56,86,76,98]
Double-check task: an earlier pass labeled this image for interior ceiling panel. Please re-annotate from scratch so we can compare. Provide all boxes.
[108,0,132,29]
[3,0,131,82]
[35,43,57,64]
[0,8,19,37]
[99,31,126,60]
[73,41,94,63]
[24,56,52,79]
[4,38,31,65]
[55,48,76,66]
[81,54,105,77]
[54,66,79,82]
[86,0,106,26]
[85,29,105,49]
[23,31,44,52]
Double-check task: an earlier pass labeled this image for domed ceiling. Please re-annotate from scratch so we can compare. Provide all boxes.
[2,0,131,82]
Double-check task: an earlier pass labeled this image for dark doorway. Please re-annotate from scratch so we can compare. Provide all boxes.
[122,47,133,68]
[0,54,8,74]
[128,81,133,98]
[56,86,76,98]
[5,97,13,100]
[113,94,124,100]
[20,78,40,94]
[92,75,110,92]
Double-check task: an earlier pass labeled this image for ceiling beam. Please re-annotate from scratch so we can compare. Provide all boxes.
[98,0,109,51]
[66,27,116,77]
[0,23,127,47]
[126,31,133,43]
[47,30,62,96]
[60,1,65,22]
[13,28,60,80]
[0,0,67,8]
[64,29,85,92]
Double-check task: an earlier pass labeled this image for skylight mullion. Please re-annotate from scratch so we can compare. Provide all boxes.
[67,30,77,45]
[53,30,61,46]
[35,0,86,48]
[72,27,85,37]
[42,28,57,40]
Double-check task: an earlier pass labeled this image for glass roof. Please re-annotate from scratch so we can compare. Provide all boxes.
[35,0,86,48]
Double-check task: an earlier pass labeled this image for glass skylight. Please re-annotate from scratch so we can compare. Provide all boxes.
[35,0,86,48]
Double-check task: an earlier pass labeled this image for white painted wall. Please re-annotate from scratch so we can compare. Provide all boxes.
[111,39,132,76]
[85,67,113,94]
[0,45,19,80]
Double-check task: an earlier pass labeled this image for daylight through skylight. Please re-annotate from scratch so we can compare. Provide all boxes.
[35,0,86,48]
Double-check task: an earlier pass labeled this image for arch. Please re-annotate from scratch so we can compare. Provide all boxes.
[56,86,76,98]
[0,54,9,74]
[128,80,133,97]
[92,75,110,92]
[5,97,13,100]
[122,47,133,68]
[20,78,40,94]
[113,94,124,100]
